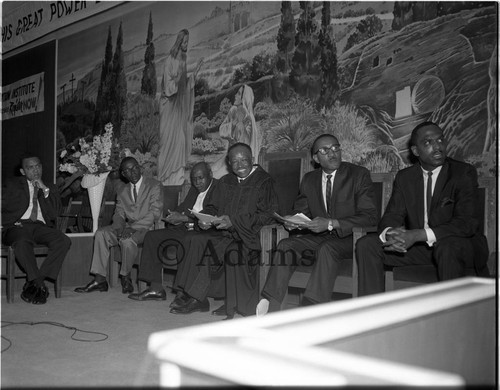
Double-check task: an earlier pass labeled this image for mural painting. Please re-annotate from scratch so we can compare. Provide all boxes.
[56,1,497,208]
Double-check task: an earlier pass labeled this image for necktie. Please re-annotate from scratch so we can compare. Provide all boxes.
[30,182,39,221]
[133,185,138,203]
[326,174,332,215]
[426,171,433,216]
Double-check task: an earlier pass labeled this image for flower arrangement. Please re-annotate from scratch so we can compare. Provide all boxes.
[59,123,120,176]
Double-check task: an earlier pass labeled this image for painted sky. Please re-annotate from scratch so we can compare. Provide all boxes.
[57,1,230,91]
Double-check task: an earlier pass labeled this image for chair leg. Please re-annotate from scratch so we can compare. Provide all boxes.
[55,271,62,298]
[8,247,16,303]
[385,269,394,291]
[108,246,120,288]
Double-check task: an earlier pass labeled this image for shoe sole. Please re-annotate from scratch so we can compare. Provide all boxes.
[170,307,210,314]
[21,294,33,303]
[128,296,166,301]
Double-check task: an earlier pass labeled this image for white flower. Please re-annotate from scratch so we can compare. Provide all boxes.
[60,150,67,158]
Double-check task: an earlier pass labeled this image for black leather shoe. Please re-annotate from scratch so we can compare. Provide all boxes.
[32,286,49,305]
[21,281,38,303]
[74,280,109,293]
[128,288,166,301]
[121,276,134,294]
[222,313,234,321]
[169,291,189,308]
[211,304,226,316]
[170,297,209,314]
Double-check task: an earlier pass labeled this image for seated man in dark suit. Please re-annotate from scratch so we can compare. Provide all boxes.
[128,162,219,302]
[356,122,489,296]
[257,133,378,315]
[75,157,163,294]
[2,154,71,304]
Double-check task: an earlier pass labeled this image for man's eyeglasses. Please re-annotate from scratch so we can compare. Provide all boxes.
[315,145,342,155]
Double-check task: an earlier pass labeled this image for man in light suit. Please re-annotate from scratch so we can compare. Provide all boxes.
[128,162,219,302]
[356,122,489,295]
[2,154,71,304]
[257,134,378,314]
[75,157,163,294]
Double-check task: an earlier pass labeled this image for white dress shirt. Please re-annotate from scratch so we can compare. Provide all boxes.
[21,180,46,223]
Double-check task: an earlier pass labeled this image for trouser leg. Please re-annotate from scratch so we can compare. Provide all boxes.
[304,235,352,303]
[433,236,475,280]
[357,233,434,296]
[90,226,118,277]
[119,237,140,276]
[35,226,71,281]
[138,229,170,284]
[261,235,324,309]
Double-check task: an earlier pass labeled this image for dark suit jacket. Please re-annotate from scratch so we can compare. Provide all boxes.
[293,162,378,238]
[380,158,488,270]
[2,177,62,229]
[175,178,219,222]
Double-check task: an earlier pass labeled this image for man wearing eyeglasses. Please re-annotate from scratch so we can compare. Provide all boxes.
[257,133,378,314]
[75,157,163,294]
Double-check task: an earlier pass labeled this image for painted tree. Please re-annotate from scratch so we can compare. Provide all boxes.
[276,1,295,74]
[93,26,113,135]
[290,1,321,97]
[107,22,127,139]
[141,12,157,97]
[344,15,383,53]
[317,1,339,110]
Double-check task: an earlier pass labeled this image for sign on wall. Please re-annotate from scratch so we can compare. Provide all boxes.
[1,1,119,53]
[2,72,45,120]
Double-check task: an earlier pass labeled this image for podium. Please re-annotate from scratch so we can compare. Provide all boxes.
[148,277,495,386]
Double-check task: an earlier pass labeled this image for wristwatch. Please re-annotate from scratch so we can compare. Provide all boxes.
[327,219,334,232]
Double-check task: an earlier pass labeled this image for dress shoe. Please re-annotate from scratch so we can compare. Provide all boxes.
[211,304,227,316]
[169,291,190,309]
[121,276,134,294]
[222,313,234,321]
[74,280,109,293]
[170,297,209,314]
[128,288,166,301]
[32,286,49,305]
[21,281,38,303]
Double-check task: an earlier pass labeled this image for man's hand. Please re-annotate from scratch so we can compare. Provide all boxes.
[283,215,301,231]
[198,220,212,230]
[164,210,187,225]
[213,215,232,230]
[303,217,331,233]
[32,179,48,191]
[119,227,136,240]
[382,227,424,253]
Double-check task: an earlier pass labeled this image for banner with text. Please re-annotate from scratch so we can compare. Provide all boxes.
[2,72,45,120]
[2,1,120,53]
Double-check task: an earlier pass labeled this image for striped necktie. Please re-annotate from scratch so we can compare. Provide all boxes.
[326,174,332,215]
[30,182,39,221]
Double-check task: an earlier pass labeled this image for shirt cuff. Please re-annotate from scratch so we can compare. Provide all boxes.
[425,228,436,246]
[379,227,391,243]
